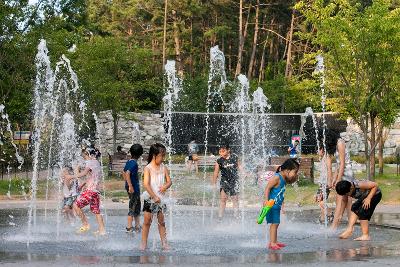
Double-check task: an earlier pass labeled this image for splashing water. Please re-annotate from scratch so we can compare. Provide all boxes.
[203,46,228,224]
[28,40,89,246]
[163,60,182,237]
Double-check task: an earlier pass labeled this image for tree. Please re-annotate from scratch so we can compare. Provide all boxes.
[298,0,400,179]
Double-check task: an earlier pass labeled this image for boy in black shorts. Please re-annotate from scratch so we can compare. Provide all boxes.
[335,179,382,241]
[123,144,143,233]
[212,143,241,220]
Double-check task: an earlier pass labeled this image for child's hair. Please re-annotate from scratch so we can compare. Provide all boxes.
[318,129,340,155]
[130,144,143,159]
[219,143,230,150]
[335,180,352,195]
[276,158,300,173]
[82,147,97,157]
[148,143,166,163]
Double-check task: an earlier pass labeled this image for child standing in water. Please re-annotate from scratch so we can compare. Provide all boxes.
[123,144,143,233]
[336,180,382,241]
[315,148,333,224]
[318,129,355,230]
[263,158,299,250]
[140,143,172,251]
[65,148,106,235]
[61,167,80,223]
[212,143,241,220]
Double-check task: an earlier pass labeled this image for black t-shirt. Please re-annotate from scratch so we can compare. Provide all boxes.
[217,154,239,186]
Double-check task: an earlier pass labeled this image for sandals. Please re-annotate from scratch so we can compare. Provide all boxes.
[76,225,90,234]
[268,244,282,250]
[276,242,286,247]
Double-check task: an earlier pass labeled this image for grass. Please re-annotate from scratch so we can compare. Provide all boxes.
[2,165,399,205]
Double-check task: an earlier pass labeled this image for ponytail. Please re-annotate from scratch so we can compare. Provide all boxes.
[276,158,300,173]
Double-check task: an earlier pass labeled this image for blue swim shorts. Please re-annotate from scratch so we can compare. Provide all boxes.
[265,208,281,224]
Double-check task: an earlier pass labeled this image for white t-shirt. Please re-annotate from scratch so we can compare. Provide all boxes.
[84,159,101,191]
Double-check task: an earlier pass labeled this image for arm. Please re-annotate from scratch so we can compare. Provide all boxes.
[325,155,334,188]
[159,167,172,193]
[359,181,378,209]
[212,162,220,185]
[123,170,134,193]
[263,175,279,204]
[142,167,160,202]
[65,167,90,181]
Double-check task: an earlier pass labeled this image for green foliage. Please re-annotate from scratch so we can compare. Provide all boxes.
[69,36,163,114]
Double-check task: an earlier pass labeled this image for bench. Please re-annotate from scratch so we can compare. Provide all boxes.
[108,155,146,177]
[270,156,314,180]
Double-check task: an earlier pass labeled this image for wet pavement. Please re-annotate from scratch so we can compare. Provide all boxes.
[1,205,400,266]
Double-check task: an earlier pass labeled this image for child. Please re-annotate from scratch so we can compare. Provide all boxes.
[335,180,382,240]
[140,143,172,251]
[212,143,241,220]
[315,148,333,224]
[65,148,106,235]
[263,158,299,250]
[123,144,143,233]
[61,167,80,222]
[318,129,355,230]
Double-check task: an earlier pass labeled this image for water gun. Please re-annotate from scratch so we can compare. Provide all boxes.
[257,199,275,224]
[257,187,284,224]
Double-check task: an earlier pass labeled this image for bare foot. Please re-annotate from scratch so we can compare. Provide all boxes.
[354,235,370,241]
[162,242,170,251]
[339,229,353,239]
[139,243,147,251]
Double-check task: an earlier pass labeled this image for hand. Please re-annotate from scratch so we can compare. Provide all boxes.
[128,185,134,194]
[362,198,371,209]
[154,196,161,203]
[159,185,166,194]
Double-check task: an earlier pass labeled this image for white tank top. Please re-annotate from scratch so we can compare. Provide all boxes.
[335,138,354,182]
[142,163,165,200]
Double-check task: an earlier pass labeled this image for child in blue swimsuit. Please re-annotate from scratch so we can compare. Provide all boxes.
[263,158,299,250]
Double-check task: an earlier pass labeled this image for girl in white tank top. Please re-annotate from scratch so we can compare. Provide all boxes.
[140,143,172,251]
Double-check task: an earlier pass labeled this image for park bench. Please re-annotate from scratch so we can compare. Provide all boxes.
[270,156,314,180]
[108,155,147,177]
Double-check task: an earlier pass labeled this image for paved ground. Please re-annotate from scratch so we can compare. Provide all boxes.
[1,201,400,266]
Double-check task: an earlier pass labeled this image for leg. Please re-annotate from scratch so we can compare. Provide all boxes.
[354,220,370,241]
[331,195,348,230]
[218,189,228,219]
[134,215,141,232]
[231,194,239,219]
[140,212,152,250]
[157,212,169,250]
[73,202,89,228]
[127,216,133,229]
[127,192,135,229]
[188,160,192,173]
[339,211,358,239]
[269,224,279,246]
[95,213,106,234]
[194,160,199,174]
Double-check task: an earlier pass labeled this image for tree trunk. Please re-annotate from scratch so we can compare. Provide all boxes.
[162,0,168,69]
[369,114,376,180]
[285,11,295,78]
[363,116,371,180]
[378,122,384,175]
[247,0,260,79]
[112,111,118,153]
[172,9,183,76]
[235,1,251,77]
[235,0,243,77]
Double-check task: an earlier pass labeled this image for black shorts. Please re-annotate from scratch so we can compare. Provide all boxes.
[143,199,167,214]
[188,155,193,161]
[351,192,382,221]
[220,183,240,196]
[127,192,141,217]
